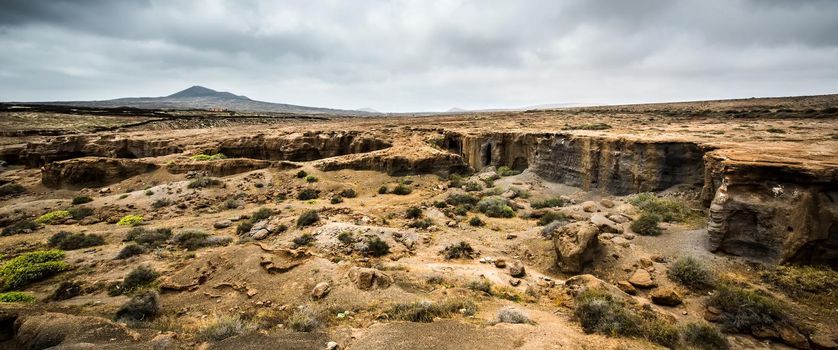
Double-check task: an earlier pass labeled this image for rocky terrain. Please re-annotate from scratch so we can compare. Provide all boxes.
[0,94,836,349]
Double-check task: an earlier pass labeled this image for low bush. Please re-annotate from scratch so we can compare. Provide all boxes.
[363,237,390,257]
[760,264,838,298]
[295,170,308,178]
[476,196,514,218]
[496,307,531,324]
[297,210,320,228]
[293,234,315,247]
[337,231,354,244]
[0,183,25,196]
[667,256,715,290]
[144,190,154,196]
[496,166,521,177]
[71,196,93,205]
[531,197,565,209]
[330,196,343,204]
[468,216,484,227]
[117,215,143,226]
[407,218,433,229]
[221,198,240,210]
[339,188,357,198]
[35,210,71,225]
[288,306,319,332]
[575,289,679,348]
[121,265,158,293]
[236,222,253,235]
[446,193,479,206]
[377,185,388,194]
[448,174,463,188]
[466,278,492,294]
[297,188,320,200]
[441,241,475,259]
[0,291,36,303]
[463,182,482,192]
[188,177,222,189]
[628,193,697,223]
[48,231,105,250]
[67,206,93,220]
[0,250,70,291]
[151,198,172,209]
[387,299,476,322]
[392,184,412,195]
[50,281,82,301]
[190,153,227,161]
[707,282,787,333]
[116,244,146,259]
[250,207,273,222]
[173,230,231,250]
[537,211,570,226]
[305,175,318,183]
[197,315,250,341]
[125,227,172,247]
[115,291,160,322]
[405,206,423,219]
[2,220,38,236]
[682,322,729,350]
[631,213,662,236]
[433,201,447,209]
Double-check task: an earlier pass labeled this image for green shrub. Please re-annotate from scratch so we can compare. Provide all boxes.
[453,205,469,216]
[441,241,475,259]
[2,220,38,236]
[330,196,343,204]
[466,278,492,294]
[682,322,729,350]
[468,216,485,227]
[297,210,320,228]
[448,174,463,188]
[188,177,222,189]
[0,250,69,291]
[363,237,390,257]
[446,193,479,206]
[236,222,253,235]
[463,182,482,192]
[152,198,172,209]
[339,188,357,198]
[407,218,433,229]
[631,213,662,236]
[531,197,565,209]
[297,188,320,200]
[476,196,514,218]
[574,289,678,347]
[71,196,93,205]
[190,153,227,161]
[125,227,172,247]
[35,210,71,225]
[293,234,315,247]
[0,183,25,196]
[667,256,715,290]
[433,201,447,209]
[221,198,240,210]
[0,291,36,303]
[173,230,231,250]
[250,207,273,222]
[288,306,319,332]
[305,175,318,183]
[707,282,786,332]
[377,185,388,194]
[117,215,143,226]
[67,206,93,220]
[405,206,423,219]
[295,170,308,178]
[120,265,158,293]
[48,231,105,250]
[392,184,412,195]
[387,299,475,322]
[760,264,838,298]
[337,231,353,244]
[628,193,697,223]
[197,315,250,341]
[116,244,146,259]
[496,307,530,324]
[496,166,521,177]
[537,211,570,226]
[144,190,154,196]
[115,291,159,322]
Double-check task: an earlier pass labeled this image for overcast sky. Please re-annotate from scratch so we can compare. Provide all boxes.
[1,0,836,112]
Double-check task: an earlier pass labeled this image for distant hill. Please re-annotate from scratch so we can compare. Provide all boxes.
[35,86,373,116]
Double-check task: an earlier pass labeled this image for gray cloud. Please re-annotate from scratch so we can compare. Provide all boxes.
[0,0,836,112]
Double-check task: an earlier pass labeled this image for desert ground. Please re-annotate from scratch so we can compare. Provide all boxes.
[0,95,836,349]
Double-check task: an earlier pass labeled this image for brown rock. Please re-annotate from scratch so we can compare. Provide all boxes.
[600,199,615,208]
[348,267,393,290]
[810,330,838,350]
[776,322,810,349]
[509,261,526,277]
[553,222,601,273]
[590,214,623,234]
[616,281,637,295]
[311,282,331,300]
[650,287,682,306]
[628,269,656,288]
[494,259,507,268]
[581,201,597,213]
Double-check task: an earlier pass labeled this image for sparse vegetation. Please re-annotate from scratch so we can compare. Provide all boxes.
[537,211,570,226]
[125,227,172,247]
[446,193,479,206]
[48,231,105,250]
[391,183,413,195]
[190,153,227,161]
[188,177,222,189]
[121,265,159,293]
[297,210,320,227]
[305,175,318,183]
[681,322,729,350]
[0,291,36,303]
[464,181,482,192]
[0,183,25,196]
[152,198,172,209]
[221,198,240,210]
[468,216,484,226]
[760,264,838,298]
[531,197,565,209]
[116,243,146,259]
[72,195,93,205]
[630,213,662,236]
[407,218,433,229]
[339,188,357,198]
[378,185,388,194]
[115,291,160,322]
[330,195,343,204]
[363,237,390,257]
[35,210,71,224]
[144,189,154,196]
[297,188,320,200]
[293,233,315,247]
[2,220,38,236]
[173,230,231,250]
[628,193,697,223]
[50,281,82,301]
[387,298,476,322]
[0,250,70,291]
[448,174,463,188]
[295,170,308,178]
[466,278,492,294]
[496,307,531,324]
[707,281,787,333]
[667,256,715,290]
[476,196,514,218]
[197,315,251,341]
[250,207,273,222]
[496,166,521,177]
[117,214,144,226]
[766,127,786,134]
[67,206,93,220]
[441,241,475,259]
[288,306,320,332]
[574,289,678,348]
[405,206,423,219]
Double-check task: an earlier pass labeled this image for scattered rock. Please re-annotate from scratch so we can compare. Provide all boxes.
[348,267,393,290]
[590,214,623,233]
[775,322,809,349]
[509,279,521,287]
[704,306,721,323]
[607,213,630,223]
[650,287,682,306]
[213,220,232,229]
[509,261,526,277]
[494,259,507,268]
[581,201,597,213]
[628,269,656,288]
[616,281,637,295]
[599,199,615,208]
[326,341,339,350]
[311,282,331,300]
[564,274,633,303]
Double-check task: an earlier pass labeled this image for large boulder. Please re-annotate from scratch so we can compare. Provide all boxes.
[553,222,601,273]
[41,157,157,188]
[590,214,623,234]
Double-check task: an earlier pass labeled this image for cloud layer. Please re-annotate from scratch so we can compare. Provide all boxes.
[1,0,836,112]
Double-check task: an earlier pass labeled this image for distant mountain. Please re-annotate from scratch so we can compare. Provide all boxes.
[447,107,467,113]
[356,107,381,113]
[36,86,372,116]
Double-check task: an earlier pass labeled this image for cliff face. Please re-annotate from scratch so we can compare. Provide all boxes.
[210,132,391,162]
[41,157,158,188]
[13,135,183,167]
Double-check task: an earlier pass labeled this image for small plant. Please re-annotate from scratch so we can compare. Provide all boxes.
[305,175,318,183]
[67,206,93,220]
[297,188,320,200]
[682,322,729,350]
[392,184,412,195]
[295,170,308,178]
[288,306,320,332]
[405,206,423,219]
[117,215,143,226]
[574,289,678,348]
[330,195,343,204]
[116,243,146,259]
[250,207,273,222]
[339,188,357,198]
[446,193,479,206]
[221,198,240,210]
[466,278,492,294]
[496,307,531,324]
[297,210,320,228]
[0,250,69,291]
[1,220,38,236]
[631,213,662,236]
[628,193,697,223]
[448,174,463,188]
[337,231,354,244]
[35,210,71,225]
[433,201,447,209]
[152,198,172,209]
[293,233,316,247]
[121,265,159,293]
[48,231,105,250]
[667,256,715,290]
[537,211,570,226]
[72,196,93,205]
[236,222,253,235]
[197,315,250,341]
[144,190,154,196]
[188,177,222,189]
[0,291,36,303]
[115,291,160,322]
[0,183,25,196]
[441,241,475,259]
[377,185,388,194]
[496,166,521,177]
[463,182,482,192]
[531,197,565,209]
[190,153,227,161]
[407,218,433,229]
[363,237,390,257]
[468,216,484,227]
[173,230,231,250]
[387,299,476,322]
[760,264,838,298]
[476,196,514,218]
[707,282,787,333]
[125,227,172,247]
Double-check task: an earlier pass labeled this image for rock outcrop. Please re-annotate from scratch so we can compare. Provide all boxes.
[41,157,158,188]
[348,267,393,290]
[166,158,296,176]
[14,135,183,167]
[210,131,391,161]
[553,222,601,273]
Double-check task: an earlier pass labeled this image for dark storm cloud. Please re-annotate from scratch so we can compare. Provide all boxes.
[0,0,836,112]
